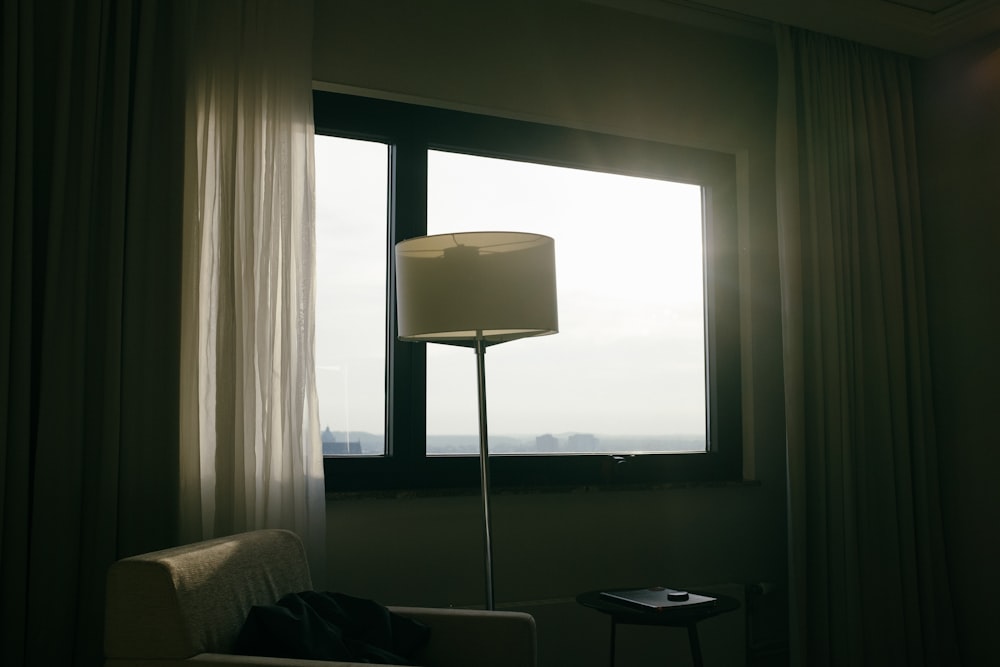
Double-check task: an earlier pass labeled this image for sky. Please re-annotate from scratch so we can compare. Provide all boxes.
[314,135,706,439]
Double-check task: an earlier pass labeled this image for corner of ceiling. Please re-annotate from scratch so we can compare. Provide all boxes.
[582,0,1000,57]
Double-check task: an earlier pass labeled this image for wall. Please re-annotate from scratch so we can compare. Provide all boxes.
[915,32,1000,667]
[313,1,784,665]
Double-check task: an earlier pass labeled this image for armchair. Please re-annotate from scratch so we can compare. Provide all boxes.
[104,529,536,667]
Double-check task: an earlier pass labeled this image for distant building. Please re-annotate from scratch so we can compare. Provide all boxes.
[326,440,361,455]
[567,433,598,452]
[535,433,559,452]
[321,426,361,455]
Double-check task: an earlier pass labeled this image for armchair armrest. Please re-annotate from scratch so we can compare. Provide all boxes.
[390,607,537,667]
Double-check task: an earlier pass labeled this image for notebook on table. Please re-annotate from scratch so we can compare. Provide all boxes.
[599,586,717,612]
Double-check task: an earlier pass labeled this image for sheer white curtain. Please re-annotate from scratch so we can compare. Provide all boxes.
[776,26,958,666]
[180,0,326,579]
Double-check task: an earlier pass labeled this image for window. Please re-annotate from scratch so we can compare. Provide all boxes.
[315,91,741,491]
[315,135,388,456]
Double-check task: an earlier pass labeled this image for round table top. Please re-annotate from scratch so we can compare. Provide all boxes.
[576,588,741,627]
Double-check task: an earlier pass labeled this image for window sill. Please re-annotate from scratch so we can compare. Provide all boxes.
[325,478,761,502]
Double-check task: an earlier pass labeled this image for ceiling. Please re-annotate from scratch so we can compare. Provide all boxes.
[587,0,1000,56]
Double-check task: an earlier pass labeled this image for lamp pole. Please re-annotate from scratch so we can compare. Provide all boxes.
[475,334,496,611]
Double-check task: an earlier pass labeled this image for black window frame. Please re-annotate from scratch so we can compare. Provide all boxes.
[315,90,742,492]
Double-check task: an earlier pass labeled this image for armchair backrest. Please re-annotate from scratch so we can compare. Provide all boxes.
[105,529,313,661]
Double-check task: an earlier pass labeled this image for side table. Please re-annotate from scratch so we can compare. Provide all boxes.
[577,588,741,667]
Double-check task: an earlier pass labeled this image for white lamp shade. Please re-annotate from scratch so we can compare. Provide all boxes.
[395,231,558,346]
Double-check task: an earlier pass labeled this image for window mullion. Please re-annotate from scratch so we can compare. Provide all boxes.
[387,139,428,463]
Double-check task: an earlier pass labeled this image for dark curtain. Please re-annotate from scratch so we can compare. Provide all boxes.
[775,26,960,667]
[1,1,186,665]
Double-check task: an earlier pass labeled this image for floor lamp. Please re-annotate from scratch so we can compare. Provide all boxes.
[394,231,558,610]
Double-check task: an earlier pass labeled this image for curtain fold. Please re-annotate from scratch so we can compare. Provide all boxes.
[179,0,326,582]
[1,1,185,665]
[775,25,959,667]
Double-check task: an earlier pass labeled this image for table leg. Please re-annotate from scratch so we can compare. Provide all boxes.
[609,618,617,667]
[687,622,703,667]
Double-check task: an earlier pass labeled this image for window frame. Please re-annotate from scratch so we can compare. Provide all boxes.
[314,90,742,492]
